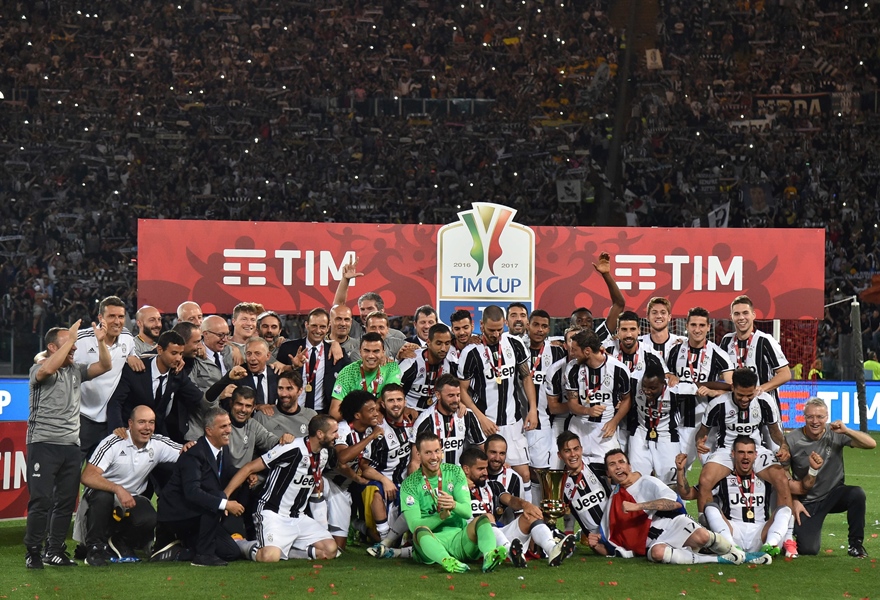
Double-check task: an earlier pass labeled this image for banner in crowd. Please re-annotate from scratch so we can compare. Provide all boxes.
[138,205,824,320]
[753,92,831,116]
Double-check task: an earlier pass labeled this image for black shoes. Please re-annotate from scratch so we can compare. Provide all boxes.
[25,546,43,569]
[43,547,77,567]
[848,543,868,558]
[150,540,183,562]
[85,544,111,567]
[191,554,228,567]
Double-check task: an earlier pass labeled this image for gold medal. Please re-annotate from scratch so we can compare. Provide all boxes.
[648,429,657,440]
[495,376,502,385]
[746,509,754,520]
[305,383,313,392]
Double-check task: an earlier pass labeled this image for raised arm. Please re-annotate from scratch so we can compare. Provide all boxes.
[593,252,625,333]
[35,320,81,383]
[332,255,364,308]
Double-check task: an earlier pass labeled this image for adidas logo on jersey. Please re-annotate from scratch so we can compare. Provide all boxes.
[88,348,96,353]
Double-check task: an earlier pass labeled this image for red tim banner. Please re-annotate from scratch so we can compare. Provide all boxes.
[138,216,824,320]
[0,422,28,520]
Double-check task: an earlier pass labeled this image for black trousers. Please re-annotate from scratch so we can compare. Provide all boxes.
[794,485,867,555]
[79,416,109,465]
[84,490,157,549]
[24,443,81,551]
[156,513,239,561]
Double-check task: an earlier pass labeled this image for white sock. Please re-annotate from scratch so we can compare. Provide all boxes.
[382,514,408,546]
[288,548,310,560]
[784,513,795,542]
[765,506,791,547]
[376,519,389,539]
[398,547,413,558]
[522,480,532,503]
[663,546,721,564]
[235,539,258,560]
[703,505,734,547]
[531,479,543,507]
[530,522,556,555]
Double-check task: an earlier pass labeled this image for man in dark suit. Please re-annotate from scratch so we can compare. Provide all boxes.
[154,407,244,566]
[277,308,351,414]
[106,330,204,443]
[239,337,279,410]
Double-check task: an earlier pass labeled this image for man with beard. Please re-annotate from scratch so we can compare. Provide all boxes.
[278,308,351,414]
[254,369,318,440]
[359,384,417,546]
[330,332,402,422]
[414,374,487,467]
[639,297,686,361]
[173,321,220,442]
[484,434,527,524]
[400,324,457,412]
[694,368,792,515]
[133,306,163,356]
[702,436,790,563]
[598,449,745,565]
[544,327,581,470]
[223,415,340,563]
[448,309,477,362]
[458,305,538,498]
[327,390,384,550]
[257,311,286,361]
[564,329,631,476]
[505,303,529,345]
[666,307,734,469]
[524,309,568,505]
[222,386,293,470]
[603,311,667,454]
[399,432,507,574]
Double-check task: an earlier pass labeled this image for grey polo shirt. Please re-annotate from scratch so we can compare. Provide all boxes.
[28,361,91,445]
[228,418,279,469]
[786,425,853,504]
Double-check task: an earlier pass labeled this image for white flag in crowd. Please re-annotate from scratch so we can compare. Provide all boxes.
[556,179,582,203]
[692,201,730,228]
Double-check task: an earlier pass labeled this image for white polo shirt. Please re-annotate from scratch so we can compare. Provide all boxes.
[88,431,182,495]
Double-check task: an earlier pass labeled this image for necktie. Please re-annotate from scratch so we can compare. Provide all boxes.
[307,346,317,405]
[213,351,222,370]
[216,449,223,478]
[255,373,265,404]
[155,374,166,406]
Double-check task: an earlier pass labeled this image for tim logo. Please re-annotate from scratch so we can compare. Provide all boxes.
[614,254,743,292]
[437,203,535,326]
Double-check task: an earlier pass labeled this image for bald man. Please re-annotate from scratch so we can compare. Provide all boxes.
[177,302,203,327]
[200,315,242,376]
[134,306,163,356]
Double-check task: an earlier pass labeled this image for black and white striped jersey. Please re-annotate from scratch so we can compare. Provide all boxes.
[666,341,734,427]
[702,392,780,450]
[457,336,529,426]
[720,330,788,400]
[399,350,458,411]
[563,464,610,534]
[528,343,568,430]
[363,419,413,486]
[563,355,631,426]
[639,332,687,363]
[258,437,334,518]
[413,405,487,466]
[716,471,771,524]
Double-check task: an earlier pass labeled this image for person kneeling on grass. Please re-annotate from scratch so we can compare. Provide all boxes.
[591,449,756,565]
[223,414,340,562]
[399,431,507,573]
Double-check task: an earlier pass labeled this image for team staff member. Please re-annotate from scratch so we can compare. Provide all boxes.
[80,406,183,566]
[25,320,112,569]
[787,398,876,557]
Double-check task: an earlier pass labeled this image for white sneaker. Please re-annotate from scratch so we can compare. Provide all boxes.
[719,546,746,565]
[548,534,576,567]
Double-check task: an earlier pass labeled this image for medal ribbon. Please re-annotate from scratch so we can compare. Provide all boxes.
[735,333,754,368]
[360,363,381,394]
[305,343,323,388]
[305,437,323,490]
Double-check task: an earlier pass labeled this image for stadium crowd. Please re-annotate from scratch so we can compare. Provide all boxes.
[1,0,879,376]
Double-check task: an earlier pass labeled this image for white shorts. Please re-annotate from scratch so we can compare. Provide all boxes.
[500,518,530,545]
[498,422,530,467]
[526,427,553,469]
[255,510,332,558]
[628,431,678,486]
[730,520,764,552]
[617,425,630,455]
[568,418,619,465]
[707,446,779,474]
[325,479,352,538]
[646,514,701,557]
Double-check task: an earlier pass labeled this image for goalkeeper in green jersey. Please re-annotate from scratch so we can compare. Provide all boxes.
[399,432,507,573]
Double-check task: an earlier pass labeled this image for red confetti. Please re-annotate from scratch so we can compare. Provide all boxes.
[421,576,429,580]
[447,576,453,580]
[748,565,758,569]
[307,589,315,594]
[825,549,834,554]
[448,586,454,591]
[727,579,737,583]
[600,582,605,587]
[290,577,295,581]
[521,585,527,589]
[872,534,878,539]
[167,577,172,581]
[557,579,565,583]
[843,593,851,598]
[784,557,794,562]
[686,568,691,572]
[480,583,489,588]
[610,582,618,586]
[261,576,269,580]
[854,568,860,573]
[330,584,335,589]
[580,557,586,562]
[313,564,323,569]
[680,591,687,596]
[607,561,614,565]
[490,594,496,598]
